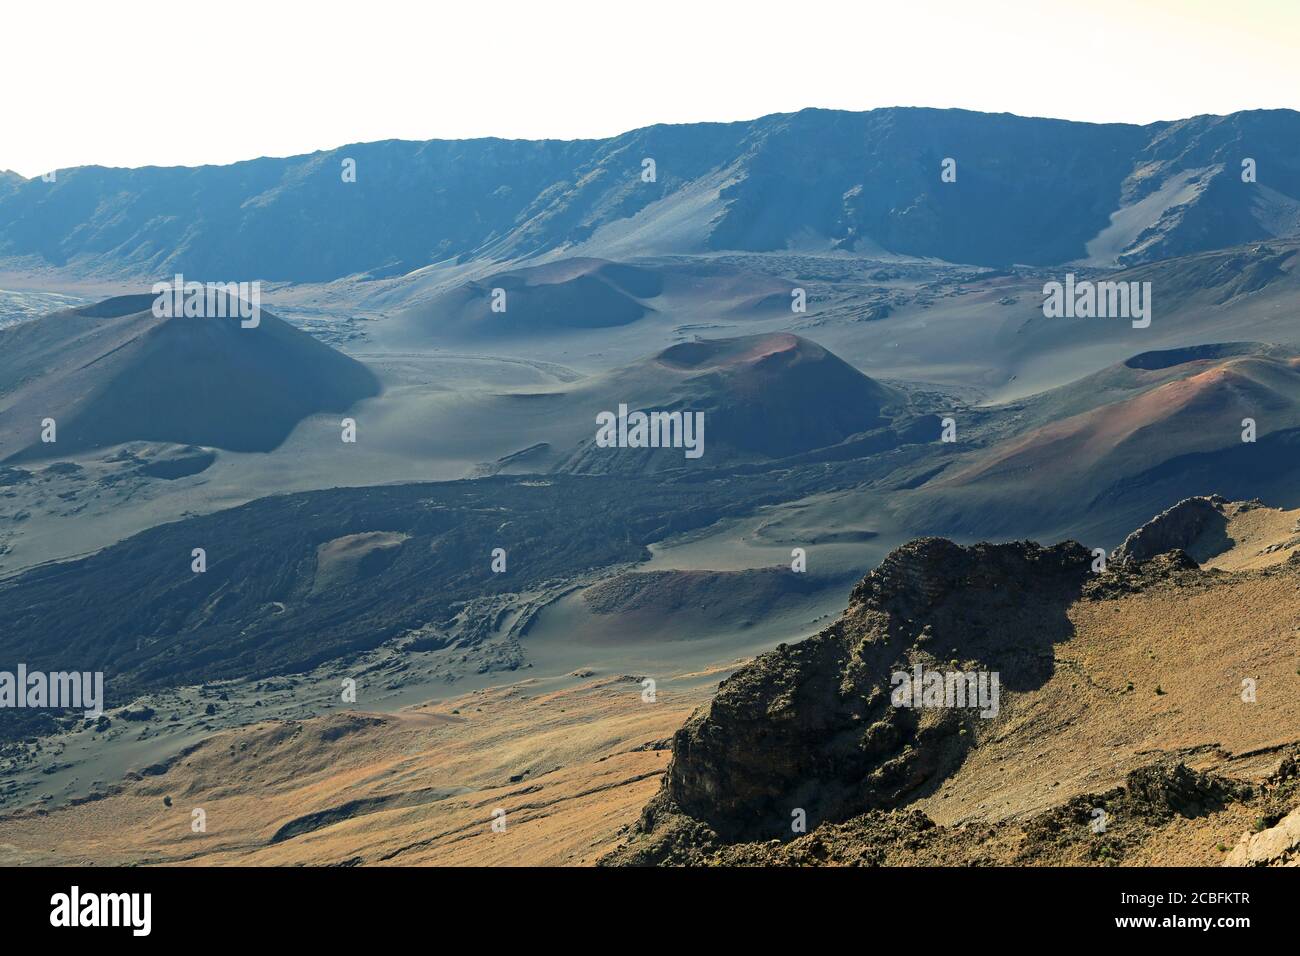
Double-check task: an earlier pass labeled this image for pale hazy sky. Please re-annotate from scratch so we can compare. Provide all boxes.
[4,0,1296,178]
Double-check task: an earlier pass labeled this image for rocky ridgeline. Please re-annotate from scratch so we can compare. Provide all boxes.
[605,759,1295,867]
[607,537,1096,863]
[604,500,1296,866]
[1110,494,1233,564]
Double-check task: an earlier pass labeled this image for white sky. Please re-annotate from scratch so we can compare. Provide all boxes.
[3,0,1297,178]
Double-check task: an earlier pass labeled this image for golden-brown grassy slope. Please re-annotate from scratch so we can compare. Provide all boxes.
[912,555,1299,828]
[1197,500,1300,571]
[909,500,1300,829]
[0,673,713,867]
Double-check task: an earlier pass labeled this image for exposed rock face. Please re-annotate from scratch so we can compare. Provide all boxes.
[622,538,1092,856]
[605,500,1300,867]
[1224,808,1300,867]
[1110,495,1229,564]
[605,759,1273,867]
[1082,548,1203,600]
[1225,760,1300,867]
[1122,762,1252,818]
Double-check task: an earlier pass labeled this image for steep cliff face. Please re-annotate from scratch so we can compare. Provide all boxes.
[627,538,1093,853]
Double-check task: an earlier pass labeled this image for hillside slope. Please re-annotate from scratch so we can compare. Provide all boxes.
[0,294,379,461]
[553,332,905,473]
[606,498,1300,865]
[3,498,1298,867]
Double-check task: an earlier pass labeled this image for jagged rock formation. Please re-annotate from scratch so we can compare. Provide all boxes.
[605,499,1300,867]
[1225,807,1300,867]
[1110,495,1231,564]
[623,757,1295,867]
[612,538,1092,858]
[1222,775,1300,868]
[1225,758,1300,867]
[1121,762,1253,818]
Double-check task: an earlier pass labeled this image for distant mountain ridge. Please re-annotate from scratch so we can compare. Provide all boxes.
[3,108,1299,282]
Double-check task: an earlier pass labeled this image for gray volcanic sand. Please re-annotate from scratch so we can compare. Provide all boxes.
[6,246,1300,816]
[9,244,1300,577]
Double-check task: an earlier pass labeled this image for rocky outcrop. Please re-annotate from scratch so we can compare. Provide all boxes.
[1225,804,1300,867]
[607,537,1092,862]
[1110,495,1229,564]
[606,757,1280,867]
[1122,762,1253,818]
[605,499,1297,867]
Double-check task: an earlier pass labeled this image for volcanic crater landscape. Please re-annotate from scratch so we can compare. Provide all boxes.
[1,106,1299,867]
